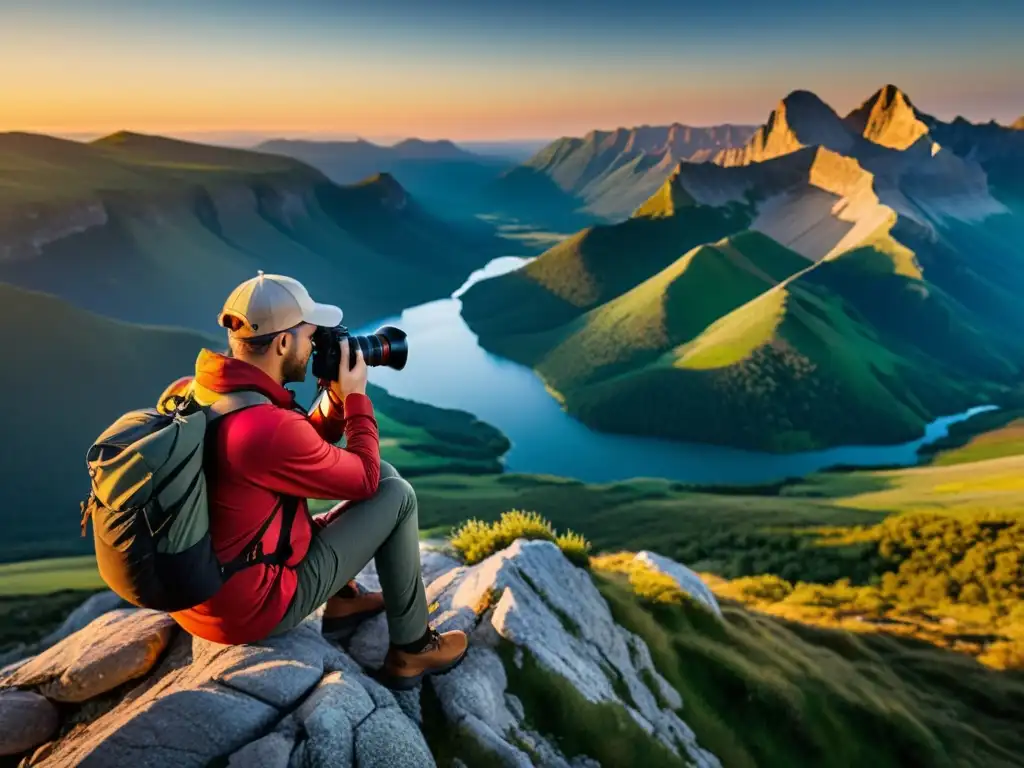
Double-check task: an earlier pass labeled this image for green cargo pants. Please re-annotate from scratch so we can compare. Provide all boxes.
[271,461,428,645]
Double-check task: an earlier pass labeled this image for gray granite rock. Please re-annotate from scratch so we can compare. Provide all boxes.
[634,551,723,617]
[426,539,721,768]
[353,708,437,768]
[0,690,59,757]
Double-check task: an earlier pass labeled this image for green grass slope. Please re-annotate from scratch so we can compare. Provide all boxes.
[0,282,507,563]
[574,258,998,451]
[459,197,753,354]
[518,230,811,391]
[0,132,505,333]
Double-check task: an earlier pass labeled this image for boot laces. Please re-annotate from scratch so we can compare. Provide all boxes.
[424,628,441,651]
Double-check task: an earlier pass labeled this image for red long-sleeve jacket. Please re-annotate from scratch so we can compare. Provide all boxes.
[166,349,380,644]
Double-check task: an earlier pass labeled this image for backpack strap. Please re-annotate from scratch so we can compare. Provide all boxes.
[204,391,273,420]
[220,495,300,580]
[193,389,301,580]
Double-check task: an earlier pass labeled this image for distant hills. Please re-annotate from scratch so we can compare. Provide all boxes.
[255,137,517,223]
[460,85,1024,452]
[0,130,506,332]
[256,137,484,182]
[487,123,758,222]
[0,281,508,562]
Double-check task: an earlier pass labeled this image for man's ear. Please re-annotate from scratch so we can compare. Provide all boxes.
[274,330,291,357]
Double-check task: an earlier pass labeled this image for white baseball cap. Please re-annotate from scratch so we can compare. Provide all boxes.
[218,271,343,338]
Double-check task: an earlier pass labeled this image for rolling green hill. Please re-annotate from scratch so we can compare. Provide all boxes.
[460,86,1024,452]
[460,195,753,345]
[0,282,507,563]
[0,131,506,333]
[490,230,811,393]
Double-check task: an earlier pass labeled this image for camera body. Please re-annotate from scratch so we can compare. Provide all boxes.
[311,324,408,380]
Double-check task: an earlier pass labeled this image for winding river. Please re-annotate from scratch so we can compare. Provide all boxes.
[353,256,996,485]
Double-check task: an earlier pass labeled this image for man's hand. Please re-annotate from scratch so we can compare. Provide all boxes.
[330,337,368,401]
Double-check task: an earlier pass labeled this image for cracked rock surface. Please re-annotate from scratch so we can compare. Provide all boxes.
[0,541,719,767]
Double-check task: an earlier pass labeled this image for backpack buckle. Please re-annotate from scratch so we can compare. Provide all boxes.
[244,541,265,564]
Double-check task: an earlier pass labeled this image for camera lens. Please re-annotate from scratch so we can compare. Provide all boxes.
[350,326,408,370]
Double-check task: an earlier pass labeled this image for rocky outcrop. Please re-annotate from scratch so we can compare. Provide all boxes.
[0,541,720,767]
[422,540,720,768]
[633,551,722,617]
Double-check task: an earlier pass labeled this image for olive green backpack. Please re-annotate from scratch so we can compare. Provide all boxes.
[80,389,298,612]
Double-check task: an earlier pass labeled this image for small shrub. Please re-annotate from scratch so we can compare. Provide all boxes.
[556,530,593,567]
[449,510,592,566]
[732,574,794,602]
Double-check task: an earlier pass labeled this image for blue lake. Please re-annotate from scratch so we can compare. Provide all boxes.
[344,256,996,485]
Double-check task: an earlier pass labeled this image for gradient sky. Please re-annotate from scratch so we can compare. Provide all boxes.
[1,0,1021,142]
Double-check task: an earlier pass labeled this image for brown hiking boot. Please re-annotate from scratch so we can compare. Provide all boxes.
[379,628,469,690]
[321,581,385,641]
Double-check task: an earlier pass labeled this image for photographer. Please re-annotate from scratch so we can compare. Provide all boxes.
[165,272,467,690]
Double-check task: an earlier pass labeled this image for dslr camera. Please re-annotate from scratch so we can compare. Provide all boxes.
[311,324,408,380]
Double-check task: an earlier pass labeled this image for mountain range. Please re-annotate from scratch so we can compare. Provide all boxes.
[261,124,761,230]
[0,130,507,332]
[256,137,486,182]
[460,85,1024,452]
[487,123,759,222]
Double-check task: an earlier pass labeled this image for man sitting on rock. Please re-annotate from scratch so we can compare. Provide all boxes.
[161,272,468,689]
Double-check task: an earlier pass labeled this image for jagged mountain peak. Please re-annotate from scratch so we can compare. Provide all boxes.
[714,89,854,167]
[845,84,931,150]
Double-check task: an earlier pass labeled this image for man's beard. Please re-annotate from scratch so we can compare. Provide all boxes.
[282,347,311,384]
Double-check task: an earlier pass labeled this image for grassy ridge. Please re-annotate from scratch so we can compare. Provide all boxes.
[460,200,753,347]
[0,131,309,205]
[563,256,982,452]
[527,230,810,391]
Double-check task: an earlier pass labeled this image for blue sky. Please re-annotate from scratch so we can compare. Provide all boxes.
[1,0,1020,140]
